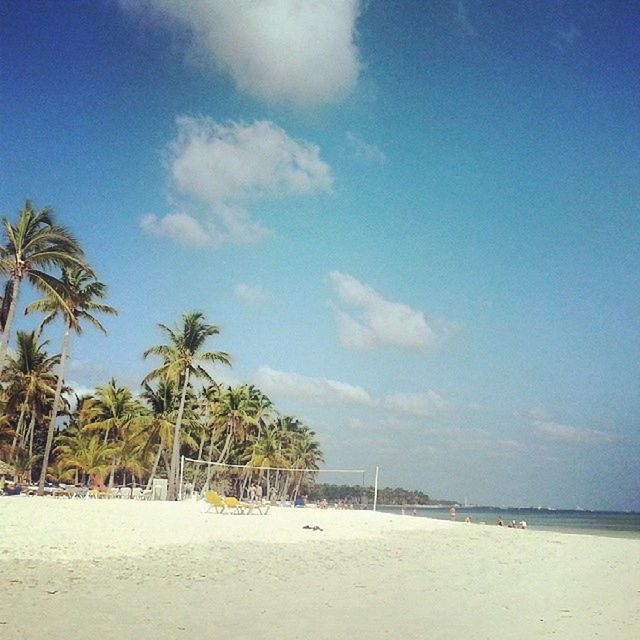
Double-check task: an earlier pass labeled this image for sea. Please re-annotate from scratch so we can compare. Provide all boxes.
[377,506,640,539]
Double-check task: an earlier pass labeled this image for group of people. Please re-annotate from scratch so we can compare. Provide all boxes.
[497,516,527,529]
[247,483,264,503]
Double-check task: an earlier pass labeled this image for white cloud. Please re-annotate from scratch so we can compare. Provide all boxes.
[140,212,217,247]
[171,117,333,203]
[121,0,362,106]
[234,284,273,308]
[533,421,615,445]
[382,390,447,418]
[329,271,437,350]
[254,366,373,406]
[142,117,332,247]
[345,132,386,164]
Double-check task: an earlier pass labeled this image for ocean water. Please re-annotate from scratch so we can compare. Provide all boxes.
[377,506,640,539]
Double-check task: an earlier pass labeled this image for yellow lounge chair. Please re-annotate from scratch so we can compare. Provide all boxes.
[224,496,271,515]
[204,491,228,514]
[223,496,253,514]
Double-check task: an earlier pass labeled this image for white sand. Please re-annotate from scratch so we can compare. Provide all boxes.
[1,497,639,639]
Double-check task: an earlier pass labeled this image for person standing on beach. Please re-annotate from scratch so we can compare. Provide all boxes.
[256,483,263,503]
[449,506,456,520]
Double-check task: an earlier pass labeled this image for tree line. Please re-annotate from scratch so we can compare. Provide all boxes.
[0,200,323,500]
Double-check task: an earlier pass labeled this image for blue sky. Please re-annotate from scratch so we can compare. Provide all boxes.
[1,0,638,510]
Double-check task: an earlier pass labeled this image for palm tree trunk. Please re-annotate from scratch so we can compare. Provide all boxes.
[27,413,37,457]
[10,403,28,455]
[37,325,70,495]
[168,368,190,500]
[108,456,117,490]
[0,277,21,377]
[145,441,164,491]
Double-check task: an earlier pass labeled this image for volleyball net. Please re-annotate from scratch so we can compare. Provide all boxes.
[179,456,379,509]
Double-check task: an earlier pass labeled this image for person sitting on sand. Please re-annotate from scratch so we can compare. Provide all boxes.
[497,516,504,526]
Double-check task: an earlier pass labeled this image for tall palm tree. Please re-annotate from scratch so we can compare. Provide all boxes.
[143,312,230,500]
[26,265,117,495]
[0,200,87,375]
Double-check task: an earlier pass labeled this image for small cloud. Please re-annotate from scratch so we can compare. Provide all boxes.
[533,420,615,445]
[345,132,386,164]
[121,0,362,106]
[254,366,373,406]
[329,271,443,350]
[551,26,580,53]
[234,284,273,308]
[497,439,526,453]
[383,390,447,418]
[140,212,218,247]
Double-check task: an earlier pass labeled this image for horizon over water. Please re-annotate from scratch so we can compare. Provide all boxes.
[378,506,640,539]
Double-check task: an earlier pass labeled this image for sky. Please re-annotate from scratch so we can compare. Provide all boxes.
[1,0,638,510]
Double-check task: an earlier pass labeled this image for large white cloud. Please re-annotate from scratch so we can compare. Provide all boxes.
[121,0,362,106]
[141,117,332,247]
[329,271,437,350]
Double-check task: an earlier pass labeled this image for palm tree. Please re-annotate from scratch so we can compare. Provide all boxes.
[2,331,59,458]
[84,378,143,488]
[143,312,230,500]
[212,385,259,465]
[135,378,179,490]
[0,200,87,375]
[59,431,117,487]
[25,265,117,495]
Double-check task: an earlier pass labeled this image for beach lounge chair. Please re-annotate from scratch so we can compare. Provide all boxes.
[222,496,252,514]
[224,496,270,515]
[204,491,228,514]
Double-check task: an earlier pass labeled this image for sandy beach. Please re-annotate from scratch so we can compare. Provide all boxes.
[1,498,638,640]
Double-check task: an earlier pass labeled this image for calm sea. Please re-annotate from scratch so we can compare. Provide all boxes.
[377,506,640,539]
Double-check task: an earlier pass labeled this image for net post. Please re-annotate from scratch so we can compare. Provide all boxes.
[373,465,379,512]
[179,455,185,501]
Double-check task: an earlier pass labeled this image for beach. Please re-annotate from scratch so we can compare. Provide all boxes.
[1,499,639,639]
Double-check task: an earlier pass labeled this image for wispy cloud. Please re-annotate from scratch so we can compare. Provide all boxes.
[382,390,447,418]
[345,132,386,164]
[533,420,615,445]
[551,26,580,53]
[329,271,441,350]
[141,118,332,247]
[121,0,362,106]
[140,211,218,247]
[453,0,478,37]
[234,283,274,308]
[254,366,374,406]
[255,365,448,423]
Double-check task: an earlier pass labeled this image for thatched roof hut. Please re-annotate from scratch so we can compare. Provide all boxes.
[0,459,15,476]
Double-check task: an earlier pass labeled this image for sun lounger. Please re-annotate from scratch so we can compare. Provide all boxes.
[224,496,270,515]
[203,491,228,514]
